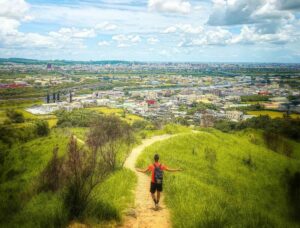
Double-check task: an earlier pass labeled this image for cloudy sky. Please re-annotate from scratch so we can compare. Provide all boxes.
[0,0,300,62]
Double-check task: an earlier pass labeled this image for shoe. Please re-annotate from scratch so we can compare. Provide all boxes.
[155,203,159,210]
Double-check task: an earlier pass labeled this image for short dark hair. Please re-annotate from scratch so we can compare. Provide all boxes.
[154,154,159,161]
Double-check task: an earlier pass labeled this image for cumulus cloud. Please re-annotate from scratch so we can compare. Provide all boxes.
[148,0,191,14]
[98,41,111,46]
[0,0,30,20]
[207,0,294,27]
[278,0,300,10]
[162,26,177,34]
[112,34,141,48]
[147,37,159,44]
[162,24,203,34]
[231,25,297,45]
[179,27,232,46]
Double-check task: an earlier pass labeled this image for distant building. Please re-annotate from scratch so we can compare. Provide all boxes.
[47,63,52,70]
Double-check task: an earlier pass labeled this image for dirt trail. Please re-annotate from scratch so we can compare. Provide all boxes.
[122,135,173,228]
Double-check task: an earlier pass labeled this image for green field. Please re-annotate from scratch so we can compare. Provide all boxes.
[136,129,300,228]
[87,106,143,124]
[247,110,300,119]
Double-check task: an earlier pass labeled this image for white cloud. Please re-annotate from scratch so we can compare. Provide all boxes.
[148,0,191,14]
[207,0,294,27]
[98,41,111,46]
[95,21,118,31]
[147,37,159,44]
[231,25,296,45]
[177,24,203,34]
[49,27,96,39]
[112,34,141,47]
[131,35,141,43]
[0,0,30,20]
[162,26,177,33]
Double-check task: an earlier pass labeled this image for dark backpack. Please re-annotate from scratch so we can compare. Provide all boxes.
[154,163,163,184]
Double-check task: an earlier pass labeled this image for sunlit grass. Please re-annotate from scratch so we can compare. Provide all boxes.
[136,129,300,228]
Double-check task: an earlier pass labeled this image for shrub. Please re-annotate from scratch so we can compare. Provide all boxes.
[56,109,101,127]
[35,120,50,136]
[87,115,134,171]
[6,109,25,123]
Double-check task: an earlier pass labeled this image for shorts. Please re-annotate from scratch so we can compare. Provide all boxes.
[150,182,163,193]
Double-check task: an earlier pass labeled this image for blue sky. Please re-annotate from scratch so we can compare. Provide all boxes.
[0,0,300,62]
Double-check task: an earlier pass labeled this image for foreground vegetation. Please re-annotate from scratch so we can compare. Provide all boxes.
[136,129,300,228]
[0,115,137,227]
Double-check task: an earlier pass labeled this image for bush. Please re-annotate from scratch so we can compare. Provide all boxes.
[6,109,25,123]
[56,109,101,127]
[132,120,148,130]
[35,120,50,137]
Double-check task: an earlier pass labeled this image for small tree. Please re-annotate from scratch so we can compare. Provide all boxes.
[64,135,110,219]
[87,115,134,171]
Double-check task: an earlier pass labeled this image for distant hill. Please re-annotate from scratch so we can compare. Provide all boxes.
[0,58,135,65]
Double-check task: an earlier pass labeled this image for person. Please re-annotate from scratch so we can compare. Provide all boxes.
[136,154,182,209]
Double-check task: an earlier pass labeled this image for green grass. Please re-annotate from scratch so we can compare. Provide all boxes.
[87,106,143,124]
[0,129,70,226]
[136,129,300,228]
[0,127,137,227]
[84,169,137,225]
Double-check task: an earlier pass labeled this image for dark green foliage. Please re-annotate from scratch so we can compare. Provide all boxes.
[6,109,25,123]
[0,121,50,145]
[263,131,294,156]
[242,154,255,169]
[241,95,271,102]
[286,171,300,221]
[56,109,101,127]
[0,123,37,145]
[215,115,300,142]
[187,102,218,115]
[35,120,50,136]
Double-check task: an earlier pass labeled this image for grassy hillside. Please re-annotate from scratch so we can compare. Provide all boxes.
[136,129,300,228]
[0,128,136,227]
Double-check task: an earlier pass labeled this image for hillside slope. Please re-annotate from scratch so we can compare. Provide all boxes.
[136,129,300,228]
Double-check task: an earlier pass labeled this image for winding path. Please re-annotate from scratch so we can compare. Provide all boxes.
[122,135,173,228]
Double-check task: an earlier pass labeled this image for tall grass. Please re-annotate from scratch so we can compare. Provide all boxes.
[136,129,300,228]
[0,127,137,227]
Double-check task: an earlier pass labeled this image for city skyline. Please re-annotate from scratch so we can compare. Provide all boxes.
[0,0,300,62]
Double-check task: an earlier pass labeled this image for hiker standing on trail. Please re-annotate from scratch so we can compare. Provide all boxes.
[136,154,182,209]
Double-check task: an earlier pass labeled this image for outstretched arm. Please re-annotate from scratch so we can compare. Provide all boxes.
[166,167,183,172]
[136,167,148,173]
